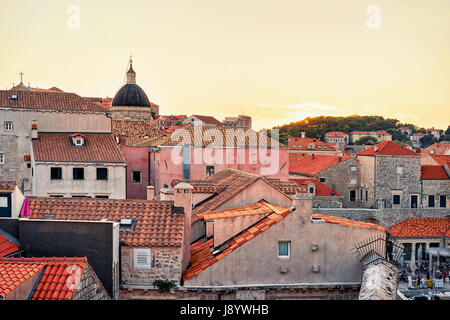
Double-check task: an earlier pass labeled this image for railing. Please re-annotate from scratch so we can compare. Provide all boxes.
[353,235,404,269]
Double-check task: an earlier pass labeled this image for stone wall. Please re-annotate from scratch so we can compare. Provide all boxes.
[72,264,111,300]
[315,207,450,228]
[374,155,421,209]
[120,246,182,286]
[359,260,398,300]
[0,134,19,180]
[422,179,450,208]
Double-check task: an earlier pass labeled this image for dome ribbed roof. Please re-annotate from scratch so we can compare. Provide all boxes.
[112,83,151,107]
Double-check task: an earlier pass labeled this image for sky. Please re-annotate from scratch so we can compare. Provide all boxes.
[1,0,449,130]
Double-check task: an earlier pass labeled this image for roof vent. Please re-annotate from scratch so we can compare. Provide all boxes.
[311,218,325,224]
[119,218,137,230]
[430,150,434,155]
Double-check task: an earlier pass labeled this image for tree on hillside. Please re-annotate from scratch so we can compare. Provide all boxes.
[439,126,450,142]
[355,136,378,145]
[419,134,437,148]
[175,121,183,126]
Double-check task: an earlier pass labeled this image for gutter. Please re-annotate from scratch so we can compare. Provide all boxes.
[27,266,47,300]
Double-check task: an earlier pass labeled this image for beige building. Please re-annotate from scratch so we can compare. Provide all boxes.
[30,131,126,199]
[349,131,392,144]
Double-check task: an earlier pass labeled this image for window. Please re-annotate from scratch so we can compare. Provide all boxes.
[360,189,363,201]
[132,171,141,183]
[393,195,401,205]
[397,167,403,175]
[350,178,356,185]
[4,122,12,131]
[206,165,215,177]
[428,195,435,208]
[73,168,84,180]
[349,190,356,201]
[96,168,108,180]
[49,195,63,198]
[292,145,296,148]
[95,195,109,199]
[365,190,368,202]
[309,187,315,194]
[319,177,326,183]
[350,166,357,172]
[133,248,152,269]
[278,241,291,258]
[0,154,4,164]
[50,167,62,180]
[440,195,447,208]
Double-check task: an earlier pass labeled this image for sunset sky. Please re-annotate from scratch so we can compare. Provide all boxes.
[1,0,449,130]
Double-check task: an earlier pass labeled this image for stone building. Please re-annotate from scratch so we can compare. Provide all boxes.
[349,131,392,144]
[0,89,111,194]
[289,155,363,208]
[0,257,110,300]
[421,164,449,208]
[324,131,349,147]
[30,131,126,199]
[288,136,341,155]
[27,183,194,299]
[183,115,223,127]
[223,114,252,129]
[181,193,387,299]
[357,141,421,209]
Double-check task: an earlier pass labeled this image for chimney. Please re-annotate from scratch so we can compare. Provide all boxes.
[292,192,313,225]
[173,182,194,272]
[31,123,38,140]
[312,154,315,159]
[374,144,379,152]
[338,156,342,162]
[146,185,155,200]
[159,184,174,201]
[301,132,306,138]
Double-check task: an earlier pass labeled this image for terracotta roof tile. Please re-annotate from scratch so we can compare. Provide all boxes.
[0,234,19,257]
[290,178,342,197]
[0,181,16,192]
[288,138,337,151]
[311,213,387,231]
[183,204,292,281]
[388,218,450,238]
[0,260,44,298]
[289,155,351,176]
[28,197,184,247]
[358,141,419,156]
[191,115,223,126]
[32,132,126,164]
[0,90,106,113]
[421,165,449,180]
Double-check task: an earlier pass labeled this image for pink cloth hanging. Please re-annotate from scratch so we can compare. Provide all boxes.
[20,196,31,217]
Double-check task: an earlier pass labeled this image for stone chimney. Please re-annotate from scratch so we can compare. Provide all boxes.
[159,184,174,201]
[31,123,38,140]
[301,132,306,138]
[173,182,194,272]
[292,192,313,225]
[374,144,379,152]
[146,185,155,200]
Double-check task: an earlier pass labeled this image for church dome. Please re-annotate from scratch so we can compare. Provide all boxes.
[112,57,151,107]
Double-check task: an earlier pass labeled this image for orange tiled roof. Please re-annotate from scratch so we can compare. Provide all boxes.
[0,90,106,113]
[421,165,449,180]
[388,218,450,238]
[183,206,292,281]
[358,141,419,156]
[428,155,450,166]
[288,152,312,164]
[197,200,288,221]
[289,155,351,176]
[288,138,337,151]
[191,115,223,126]
[0,260,44,298]
[32,132,126,164]
[171,180,226,194]
[290,178,342,197]
[265,179,307,195]
[112,119,165,142]
[28,197,184,247]
[0,234,19,257]
[0,181,16,192]
[311,213,386,231]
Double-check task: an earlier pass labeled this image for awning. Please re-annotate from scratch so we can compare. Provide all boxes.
[425,247,450,258]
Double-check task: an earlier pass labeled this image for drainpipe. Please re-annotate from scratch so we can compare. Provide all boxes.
[420,180,423,208]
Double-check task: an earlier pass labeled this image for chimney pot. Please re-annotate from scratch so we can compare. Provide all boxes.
[293,192,313,225]
[31,123,38,140]
[146,185,155,200]
[174,182,193,272]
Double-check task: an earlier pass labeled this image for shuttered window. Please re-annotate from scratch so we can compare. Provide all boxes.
[133,248,152,269]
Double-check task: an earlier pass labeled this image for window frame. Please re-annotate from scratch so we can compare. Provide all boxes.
[50,167,62,180]
[73,167,85,180]
[96,167,108,180]
[278,241,291,259]
[132,170,141,184]
[205,165,215,177]
[4,122,13,132]
[428,195,435,208]
[393,194,401,205]
[0,154,4,164]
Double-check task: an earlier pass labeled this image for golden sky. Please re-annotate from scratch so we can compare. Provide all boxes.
[1,0,449,130]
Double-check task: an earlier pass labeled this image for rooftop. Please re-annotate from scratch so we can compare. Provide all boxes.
[388,218,450,238]
[289,178,343,197]
[288,138,337,151]
[32,132,126,164]
[191,115,223,126]
[0,90,106,113]
[0,233,19,258]
[357,141,419,156]
[421,165,449,180]
[289,155,351,176]
[27,197,185,247]
[0,181,16,192]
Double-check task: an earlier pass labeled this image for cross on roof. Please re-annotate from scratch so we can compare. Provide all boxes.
[19,71,24,83]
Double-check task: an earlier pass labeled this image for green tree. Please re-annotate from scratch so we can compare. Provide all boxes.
[419,134,437,148]
[355,136,378,145]
[175,120,183,126]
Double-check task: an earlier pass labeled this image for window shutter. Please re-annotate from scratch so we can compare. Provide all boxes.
[134,249,152,269]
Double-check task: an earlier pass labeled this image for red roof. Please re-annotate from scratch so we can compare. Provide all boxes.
[290,178,342,197]
[0,260,44,298]
[388,218,450,238]
[311,213,386,232]
[32,132,126,164]
[288,138,337,151]
[350,130,390,135]
[289,155,351,175]
[358,141,419,156]
[28,197,185,247]
[0,234,19,257]
[325,131,348,136]
[421,165,449,180]
[191,115,223,126]
[0,90,106,113]
[0,181,16,192]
